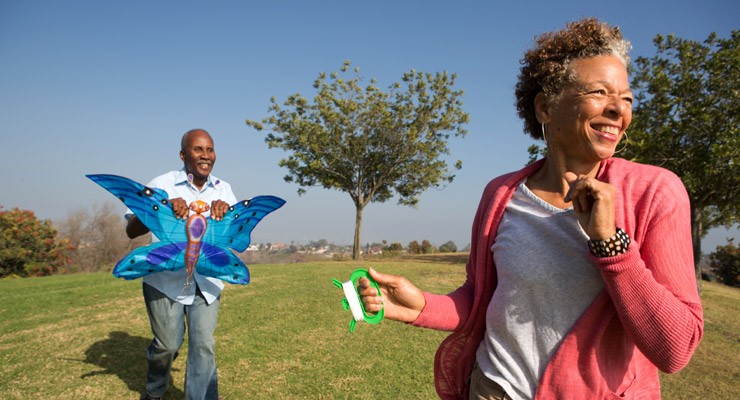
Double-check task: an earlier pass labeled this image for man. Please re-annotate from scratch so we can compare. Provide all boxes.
[127,128,236,400]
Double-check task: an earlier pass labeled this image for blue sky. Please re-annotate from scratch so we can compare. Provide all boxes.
[1,0,737,252]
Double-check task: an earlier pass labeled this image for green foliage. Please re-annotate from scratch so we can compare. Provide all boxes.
[527,143,547,165]
[384,242,404,253]
[421,239,436,254]
[709,239,740,287]
[439,240,458,253]
[626,31,740,266]
[407,240,422,254]
[247,61,469,259]
[0,205,72,277]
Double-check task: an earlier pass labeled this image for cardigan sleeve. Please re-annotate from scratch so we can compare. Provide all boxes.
[596,169,703,373]
[412,277,475,331]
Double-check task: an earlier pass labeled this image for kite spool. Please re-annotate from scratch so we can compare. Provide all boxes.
[332,268,384,332]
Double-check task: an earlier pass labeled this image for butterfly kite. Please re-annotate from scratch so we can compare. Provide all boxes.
[87,174,285,285]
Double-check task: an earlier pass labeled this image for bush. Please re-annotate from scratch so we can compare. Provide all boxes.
[439,241,458,253]
[421,240,436,254]
[408,240,422,254]
[0,206,72,277]
[709,239,740,287]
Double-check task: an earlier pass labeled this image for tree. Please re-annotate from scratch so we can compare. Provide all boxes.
[626,31,739,279]
[421,239,437,254]
[439,240,458,253]
[384,242,404,253]
[408,240,422,254]
[708,239,739,287]
[59,202,144,273]
[247,61,469,260]
[0,206,72,277]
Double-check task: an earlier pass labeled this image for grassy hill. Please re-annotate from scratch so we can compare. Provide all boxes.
[0,255,737,399]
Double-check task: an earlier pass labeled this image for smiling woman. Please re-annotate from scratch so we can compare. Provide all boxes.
[529,54,634,210]
[358,18,703,400]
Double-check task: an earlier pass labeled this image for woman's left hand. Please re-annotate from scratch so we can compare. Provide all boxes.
[564,172,616,240]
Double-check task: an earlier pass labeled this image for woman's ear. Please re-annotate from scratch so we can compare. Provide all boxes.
[534,92,551,124]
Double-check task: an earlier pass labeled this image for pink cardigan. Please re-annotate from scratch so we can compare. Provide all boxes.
[413,158,703,399]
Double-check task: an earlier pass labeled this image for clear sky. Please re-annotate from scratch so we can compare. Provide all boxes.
[1,0,737,252]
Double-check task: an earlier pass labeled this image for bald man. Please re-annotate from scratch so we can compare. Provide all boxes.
[127,129,237,400]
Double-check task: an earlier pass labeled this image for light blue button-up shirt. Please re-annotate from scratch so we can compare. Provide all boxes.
[126,169,238,305]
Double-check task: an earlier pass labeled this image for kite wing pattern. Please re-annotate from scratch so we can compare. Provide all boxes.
[86,174,285,285]
[196,242,251,284]
[113,241,187,280]
[203,196,287,252]
[86,174,186,243]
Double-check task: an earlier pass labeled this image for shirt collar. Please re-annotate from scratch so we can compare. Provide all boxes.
[175,168,218,190]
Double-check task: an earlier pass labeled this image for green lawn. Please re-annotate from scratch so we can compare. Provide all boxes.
[0,255,737,399]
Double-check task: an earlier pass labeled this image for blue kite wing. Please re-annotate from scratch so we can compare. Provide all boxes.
[204,195,286,252]
[112,241,249,284]
[88,174,284,284]
[197,243,250,284]
[86,174,187,243]
[112,242,187,280]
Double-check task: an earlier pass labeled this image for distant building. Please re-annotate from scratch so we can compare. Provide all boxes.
[269,242,288,251]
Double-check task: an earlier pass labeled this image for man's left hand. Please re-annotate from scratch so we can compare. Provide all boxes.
[210,199,230,221]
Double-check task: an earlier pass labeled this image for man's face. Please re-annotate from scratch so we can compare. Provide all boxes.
[180,130,216,183]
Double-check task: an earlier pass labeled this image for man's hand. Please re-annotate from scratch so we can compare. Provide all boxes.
[210,199,230,221]
[169,198,189,220]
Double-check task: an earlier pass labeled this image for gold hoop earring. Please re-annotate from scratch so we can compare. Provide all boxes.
[614,132,629,154]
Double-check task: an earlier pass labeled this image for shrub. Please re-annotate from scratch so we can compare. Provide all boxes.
[0,206,72,277]
[709,239,740,287]
[439,241,458,253]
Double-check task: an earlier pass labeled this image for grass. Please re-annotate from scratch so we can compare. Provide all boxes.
[0,254,737,399]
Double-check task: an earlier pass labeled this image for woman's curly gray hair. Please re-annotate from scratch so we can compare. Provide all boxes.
[515,18,631,140]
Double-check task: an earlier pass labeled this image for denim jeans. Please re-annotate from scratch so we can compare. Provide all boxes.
[143,283,220,400]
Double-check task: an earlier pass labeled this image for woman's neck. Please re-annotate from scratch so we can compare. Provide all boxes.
[526,155,601,208]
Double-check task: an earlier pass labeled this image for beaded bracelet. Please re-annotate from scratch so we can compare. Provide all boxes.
[588,227,631,257]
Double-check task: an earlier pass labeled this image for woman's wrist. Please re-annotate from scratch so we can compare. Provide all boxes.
[588,227,631,257]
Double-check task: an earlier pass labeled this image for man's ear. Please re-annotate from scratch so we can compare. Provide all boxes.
[534,92,551,124]
[180,150,185,162]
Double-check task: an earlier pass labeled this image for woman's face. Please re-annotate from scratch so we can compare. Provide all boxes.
[543,55,633,164]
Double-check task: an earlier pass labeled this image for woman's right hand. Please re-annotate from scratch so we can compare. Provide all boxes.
[358,268,426,323]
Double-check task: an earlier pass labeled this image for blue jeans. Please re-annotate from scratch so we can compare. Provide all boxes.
[143,283,220,400]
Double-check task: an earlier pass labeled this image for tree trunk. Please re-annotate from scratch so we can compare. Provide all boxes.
[352,205,364,260]
[691,206,703,293]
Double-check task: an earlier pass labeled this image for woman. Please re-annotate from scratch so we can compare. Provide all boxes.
[359,18,703,400]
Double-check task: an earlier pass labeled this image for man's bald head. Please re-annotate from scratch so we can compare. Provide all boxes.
[181,129,213,151]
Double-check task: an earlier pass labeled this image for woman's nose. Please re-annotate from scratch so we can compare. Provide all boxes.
[605,96,628,118]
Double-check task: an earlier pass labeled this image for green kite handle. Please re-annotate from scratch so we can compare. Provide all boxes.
[333,268,384,332]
